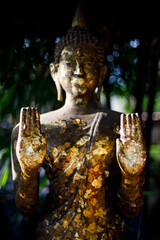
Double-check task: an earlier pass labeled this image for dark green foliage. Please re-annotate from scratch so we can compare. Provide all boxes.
[0,37,64,190]
[0,2,160,238]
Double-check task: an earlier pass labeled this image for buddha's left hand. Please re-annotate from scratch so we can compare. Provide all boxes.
[116,113,146,176]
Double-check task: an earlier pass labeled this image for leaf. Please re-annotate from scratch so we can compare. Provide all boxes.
[0,158,10,188]
[0,148,10,188]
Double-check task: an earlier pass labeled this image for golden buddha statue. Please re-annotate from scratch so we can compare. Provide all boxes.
[11,4,147,240]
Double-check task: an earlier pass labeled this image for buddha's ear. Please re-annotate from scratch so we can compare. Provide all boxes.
[95,65,107,101]
[49,63,63,101]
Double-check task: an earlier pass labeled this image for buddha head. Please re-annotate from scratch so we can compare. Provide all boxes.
[50,4,107,104]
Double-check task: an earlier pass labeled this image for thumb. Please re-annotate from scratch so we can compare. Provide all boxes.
[116,138,122,155]
[116,139,126,175]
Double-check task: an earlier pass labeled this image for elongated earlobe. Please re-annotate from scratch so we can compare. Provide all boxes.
[49,63,63,101]
[55,79,63,102]
[95,65,107,101]
[95,86,102,101]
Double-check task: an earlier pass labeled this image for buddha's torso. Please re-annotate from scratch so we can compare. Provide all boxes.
[37,109,124,240]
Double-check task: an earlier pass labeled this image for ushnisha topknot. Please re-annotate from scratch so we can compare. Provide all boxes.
[54,26,105,65]
[54,2,105,66]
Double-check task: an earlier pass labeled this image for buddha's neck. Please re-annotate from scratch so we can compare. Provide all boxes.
[63,93,96,115]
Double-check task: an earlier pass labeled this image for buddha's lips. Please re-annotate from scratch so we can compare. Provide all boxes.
[71,77,88,94]
[71,77,86,85]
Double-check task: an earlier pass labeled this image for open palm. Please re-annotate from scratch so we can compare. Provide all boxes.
[116,113,146,176]
[16,107,46,172]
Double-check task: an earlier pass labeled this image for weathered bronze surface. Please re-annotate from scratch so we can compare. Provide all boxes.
[11,4,147,240]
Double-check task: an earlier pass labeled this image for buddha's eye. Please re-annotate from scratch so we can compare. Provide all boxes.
[64,61,73,67]
[85,62,95,67]
[66,62,72,66]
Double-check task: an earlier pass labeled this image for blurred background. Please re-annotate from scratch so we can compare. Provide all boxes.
[1,0,160,239]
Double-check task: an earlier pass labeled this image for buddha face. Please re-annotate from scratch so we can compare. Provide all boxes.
[58,43,101,98]
[50,43,107,104]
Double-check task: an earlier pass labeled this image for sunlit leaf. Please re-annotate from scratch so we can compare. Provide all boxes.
[0,157,10,188]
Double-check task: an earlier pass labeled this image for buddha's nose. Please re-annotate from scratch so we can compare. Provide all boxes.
[74,60,84,76]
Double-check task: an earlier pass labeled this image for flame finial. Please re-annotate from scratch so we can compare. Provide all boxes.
[72,2,87,28]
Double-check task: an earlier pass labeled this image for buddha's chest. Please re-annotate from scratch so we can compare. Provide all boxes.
[43,114,119,182]
[38,113,122,239]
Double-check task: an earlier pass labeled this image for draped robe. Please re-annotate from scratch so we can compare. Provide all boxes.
[36,110,126,239]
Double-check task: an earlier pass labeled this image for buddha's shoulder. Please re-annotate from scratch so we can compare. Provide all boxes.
[96,108,121,137]
[99,108,121,123]
[40,107,122,136]
[40,109,63,124]
[40,107,121,123]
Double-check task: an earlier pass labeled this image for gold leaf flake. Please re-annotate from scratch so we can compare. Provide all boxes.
[93,164,100,172]
[54,222,60,229]
[86,223,103,234]
[70,146,78,157]
[114,125,120,134]
[104,170,109,177]
[52,147,59,157]
[45,219,49,226]
[91,198,97,206]
[83,209,93,218]
[76,135,90,146]
[93,147,108,155]
[74,232,79,237]
[77,208,81,213]
[64,142,71,148]
[79,198,84,208]
[91,176,103,189]
[84,189,92,199]
[74,173,85,181]
[72,119,86,126]
[94,208,107,218]
[87,223,96,233]
[62,219,68,228]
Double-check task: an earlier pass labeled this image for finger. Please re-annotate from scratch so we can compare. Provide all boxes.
[116,139,124,170]
[35,108,41,135]
[135,113,143,140]
[25,107,31,135]
[126,114,132,138]
[19,107,27,137]
[116,138,123,154]
[31,107,37,134]
[131,113,137,136]
[120,114,127,141]
[31,108,41,135]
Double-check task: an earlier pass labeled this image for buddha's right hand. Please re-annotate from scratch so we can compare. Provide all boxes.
[16,107,47,174]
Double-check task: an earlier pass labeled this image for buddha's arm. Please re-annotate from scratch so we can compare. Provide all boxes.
[116,113,147,218]
[118,170,145,218]
[11,108,46,217]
